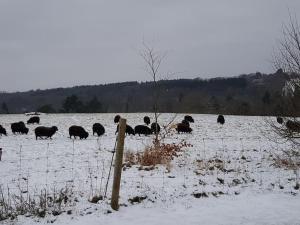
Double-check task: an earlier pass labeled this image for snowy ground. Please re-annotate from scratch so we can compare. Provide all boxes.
[0,113,299,225]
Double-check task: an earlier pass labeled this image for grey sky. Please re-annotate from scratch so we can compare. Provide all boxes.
[0,0,299,92]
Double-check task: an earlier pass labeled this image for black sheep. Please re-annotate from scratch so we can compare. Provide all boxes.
[134,125,152,136]
[115,124,135,136]
[92,123,105,137]
[144,116,151,125]
[35,126,58,140]
[69,126,89,139]
[184,115,194,123]
[11,121,29,134]
[217,115,225,125]
[176,123,192,133]
[114,115,121,123]
[181,120,190,127]
[277,117,283,124]
[27,116,40,124]
[0,125,7,136]
[286,120,300,133]
[151,122,160,134]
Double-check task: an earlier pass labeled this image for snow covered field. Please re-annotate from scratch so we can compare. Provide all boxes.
[0,113,299,225]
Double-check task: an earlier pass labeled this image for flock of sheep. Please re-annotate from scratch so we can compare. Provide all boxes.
[0,114,228,140]
[1,114,298,141]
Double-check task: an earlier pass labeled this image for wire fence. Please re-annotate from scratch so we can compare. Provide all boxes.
[0,135,299,208]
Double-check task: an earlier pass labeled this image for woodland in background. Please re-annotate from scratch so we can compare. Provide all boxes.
[0,69,299,116]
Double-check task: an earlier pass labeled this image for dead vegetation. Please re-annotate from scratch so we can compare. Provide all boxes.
[194,158,230,174]
[0,184,75,221]
[272,154,300,170]
[124,140,192,169]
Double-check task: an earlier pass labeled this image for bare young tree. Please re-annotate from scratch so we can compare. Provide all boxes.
[140,43,166,143]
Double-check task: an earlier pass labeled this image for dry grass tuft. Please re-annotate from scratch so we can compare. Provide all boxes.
[272,156,300,170]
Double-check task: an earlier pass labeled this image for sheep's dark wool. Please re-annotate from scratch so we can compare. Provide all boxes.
[277,117,283,124]
[217,115,225,125]
[181,120,190,127]
[114,115,121,123]
[151,122,160,134]
[144,116,151,125]
[176,123,192,133]
[286,120,300,133]
[92,123,105,137]
[134,125,152,136]
[116,124,135,136]
[184,115,194,123]
[0,125,7,136]
[11,121,29,135]
[69,126,89,139]
[126,125,135,135]
[27,116,40,124]
[35,126,58,140]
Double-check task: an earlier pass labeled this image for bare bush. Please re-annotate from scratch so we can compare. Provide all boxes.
[124,140,192,168]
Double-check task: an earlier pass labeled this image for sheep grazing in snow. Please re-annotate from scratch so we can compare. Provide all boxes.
[151,122,160,134]
[286,120,300,133]
[0,125,7,136]
[276,117,283,124]
[35,126,58,140]
[115,124,135,136]
[181,120,190,127]
[176,123,192,133]
[69,126,89,139]
[92,123,105,137]
[144,116,151,125]
[217,115,225,125]
[11,121,29,135]
[184,115,194,123]
[114,115,121,123]
[134,125,152,136]
[27,116,40,124]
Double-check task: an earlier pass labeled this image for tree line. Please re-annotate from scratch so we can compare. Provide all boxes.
[0,70,299,116]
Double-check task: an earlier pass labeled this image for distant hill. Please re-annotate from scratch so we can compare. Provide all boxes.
[0,70,298,116]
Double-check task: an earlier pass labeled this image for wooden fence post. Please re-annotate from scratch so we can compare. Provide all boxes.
[111,118,126,210]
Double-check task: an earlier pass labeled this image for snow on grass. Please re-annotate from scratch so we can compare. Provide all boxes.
[8,192,300,225]
[0,113,299,224]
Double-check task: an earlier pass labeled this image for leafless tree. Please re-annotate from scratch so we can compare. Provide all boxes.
[270,12,300,188]
[140,43,166,143]
[272,12,300,138]
[273,13,300,75]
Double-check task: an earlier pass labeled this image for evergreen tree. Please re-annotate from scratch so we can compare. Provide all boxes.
[262,91,271,105]
[1,102,9,114]
[85,96,102,113]
[62,95,83,113]
[37,104,56,113]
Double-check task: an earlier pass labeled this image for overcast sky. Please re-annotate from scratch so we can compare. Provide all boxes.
[0,0,300,92]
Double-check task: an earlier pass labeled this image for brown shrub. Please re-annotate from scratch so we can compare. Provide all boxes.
[124,140,192,168]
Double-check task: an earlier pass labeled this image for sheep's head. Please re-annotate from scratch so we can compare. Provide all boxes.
[114,115,121,123]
